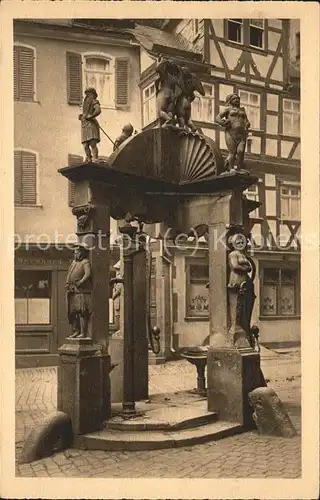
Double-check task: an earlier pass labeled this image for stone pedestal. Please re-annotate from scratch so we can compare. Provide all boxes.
[207,347,261,427]
[57,338,112,434]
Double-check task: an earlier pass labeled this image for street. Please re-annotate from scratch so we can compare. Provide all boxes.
[15,347,301,478]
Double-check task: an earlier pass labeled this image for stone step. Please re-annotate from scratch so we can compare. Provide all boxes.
[74,421,244,452]
[105,402,218,432]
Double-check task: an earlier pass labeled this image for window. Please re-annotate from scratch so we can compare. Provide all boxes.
[295,32,300,61]
[14,150,37,206]
[15,270,51,325]
[14,44,35,102]
[66,52,130,108]
[283,99,300,136]
[226,19,265,49]
[84,56,114,107]
[186,260,209,318]
[227,19,243,44]
[249,19,264,48]
[244,184,259,217]
[260,266,299,317]
[142,82,156,126]
[280,184,300,220]
[191,83,215,123]
[239,90,260,130]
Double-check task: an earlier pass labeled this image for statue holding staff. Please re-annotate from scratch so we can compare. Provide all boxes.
[79,87,101,163]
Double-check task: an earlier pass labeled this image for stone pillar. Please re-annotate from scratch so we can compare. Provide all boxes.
[57,180,112,434]
[206,190,263,428]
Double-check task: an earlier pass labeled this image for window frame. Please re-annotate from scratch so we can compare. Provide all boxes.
[15,269,53,326]
[14,148,40,207]
[282,98,300,137]
[244,183,260,217]
[14,43,37,102]
[82,52,115,109]
[279,181,301,221]
[191,82,215,123]
[142,81,157,127]
[239,89,261,131]
[225,19,266,51]
[259,263,300,319]
[185,257,209,321]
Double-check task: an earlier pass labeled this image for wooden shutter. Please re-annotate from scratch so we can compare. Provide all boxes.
[14,151,22,205]
[14,45,35,101]
[68,154,83,206]
[115,58,130,107]
[66,52,83,105]
[14,151,37,205]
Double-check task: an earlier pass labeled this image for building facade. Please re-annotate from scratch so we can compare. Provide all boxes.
[14,18,301,367]
[139,18,301,352]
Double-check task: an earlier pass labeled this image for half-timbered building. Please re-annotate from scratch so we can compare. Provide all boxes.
[139,19,301,353]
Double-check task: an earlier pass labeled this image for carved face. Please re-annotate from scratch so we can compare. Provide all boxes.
[230,96,240,107]
[228,233,247,251]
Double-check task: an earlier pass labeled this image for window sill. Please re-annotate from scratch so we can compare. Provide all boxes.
[259,315,301,321]
[15,100,40,104]
[15,324,53,332]
[184,316,209,322]
[15,204,43,209]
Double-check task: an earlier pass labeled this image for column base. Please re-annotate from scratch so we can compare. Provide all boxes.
[57,338,112,435]
[207,346,264,428]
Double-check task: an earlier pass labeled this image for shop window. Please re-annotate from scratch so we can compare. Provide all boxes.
[283,99,300,136]
[14,44,36,102]
[191,83,215,123]
[14,150,37,206]
[15,270,51,325]
[142,82,156,126]
[239,90,260,130]
[280,183,300,220]
[186,260,209,318]
[260,265,299,317]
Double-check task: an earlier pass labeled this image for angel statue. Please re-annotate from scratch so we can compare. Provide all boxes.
[175,66,205,132]
[155,56,181,127]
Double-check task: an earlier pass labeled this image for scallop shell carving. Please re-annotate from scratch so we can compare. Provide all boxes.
[179,131,217,184]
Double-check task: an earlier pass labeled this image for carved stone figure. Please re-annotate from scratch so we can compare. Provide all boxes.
[175,66,205,132]
[113,124,134,151]
[65,245,92,338]
[111,260,123,332]
[216,93,250,171]
[78,87,101,163]
[155,56,181,127]
[227,232,256,348]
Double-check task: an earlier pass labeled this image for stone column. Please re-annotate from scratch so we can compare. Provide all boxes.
[57,180,113,435]
[206,190,263,428]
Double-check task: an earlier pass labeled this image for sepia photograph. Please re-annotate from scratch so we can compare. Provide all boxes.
[0,3,319,499]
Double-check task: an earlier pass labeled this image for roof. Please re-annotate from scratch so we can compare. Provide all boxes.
[131,24,203,61]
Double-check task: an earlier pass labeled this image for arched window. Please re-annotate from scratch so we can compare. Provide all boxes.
[14,149,38,206]
[14,44,36,102]
[84,55,114,107]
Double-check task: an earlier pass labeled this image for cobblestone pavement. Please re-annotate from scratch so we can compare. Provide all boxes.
[15,347,301,478]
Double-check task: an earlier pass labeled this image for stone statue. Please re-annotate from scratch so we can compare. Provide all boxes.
[113,123,134,151]
[216,93,250,171]
[227,232,256,348]
[175,66,205,132]
[78,87,101,163]
[155,56,181,127]
[111,260,123,332]
[65,245,92,338]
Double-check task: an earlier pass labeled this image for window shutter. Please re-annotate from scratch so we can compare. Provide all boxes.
[68,154,83,206]
[14,151,22,205]
[115,58,130,107]
[21,152,37,204]
[66,52,83,105]
[14,46,35,101]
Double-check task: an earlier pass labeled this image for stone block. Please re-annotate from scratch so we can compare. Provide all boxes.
[57,339,112,434]
[248,386,297,437]
[207,347,264,427]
